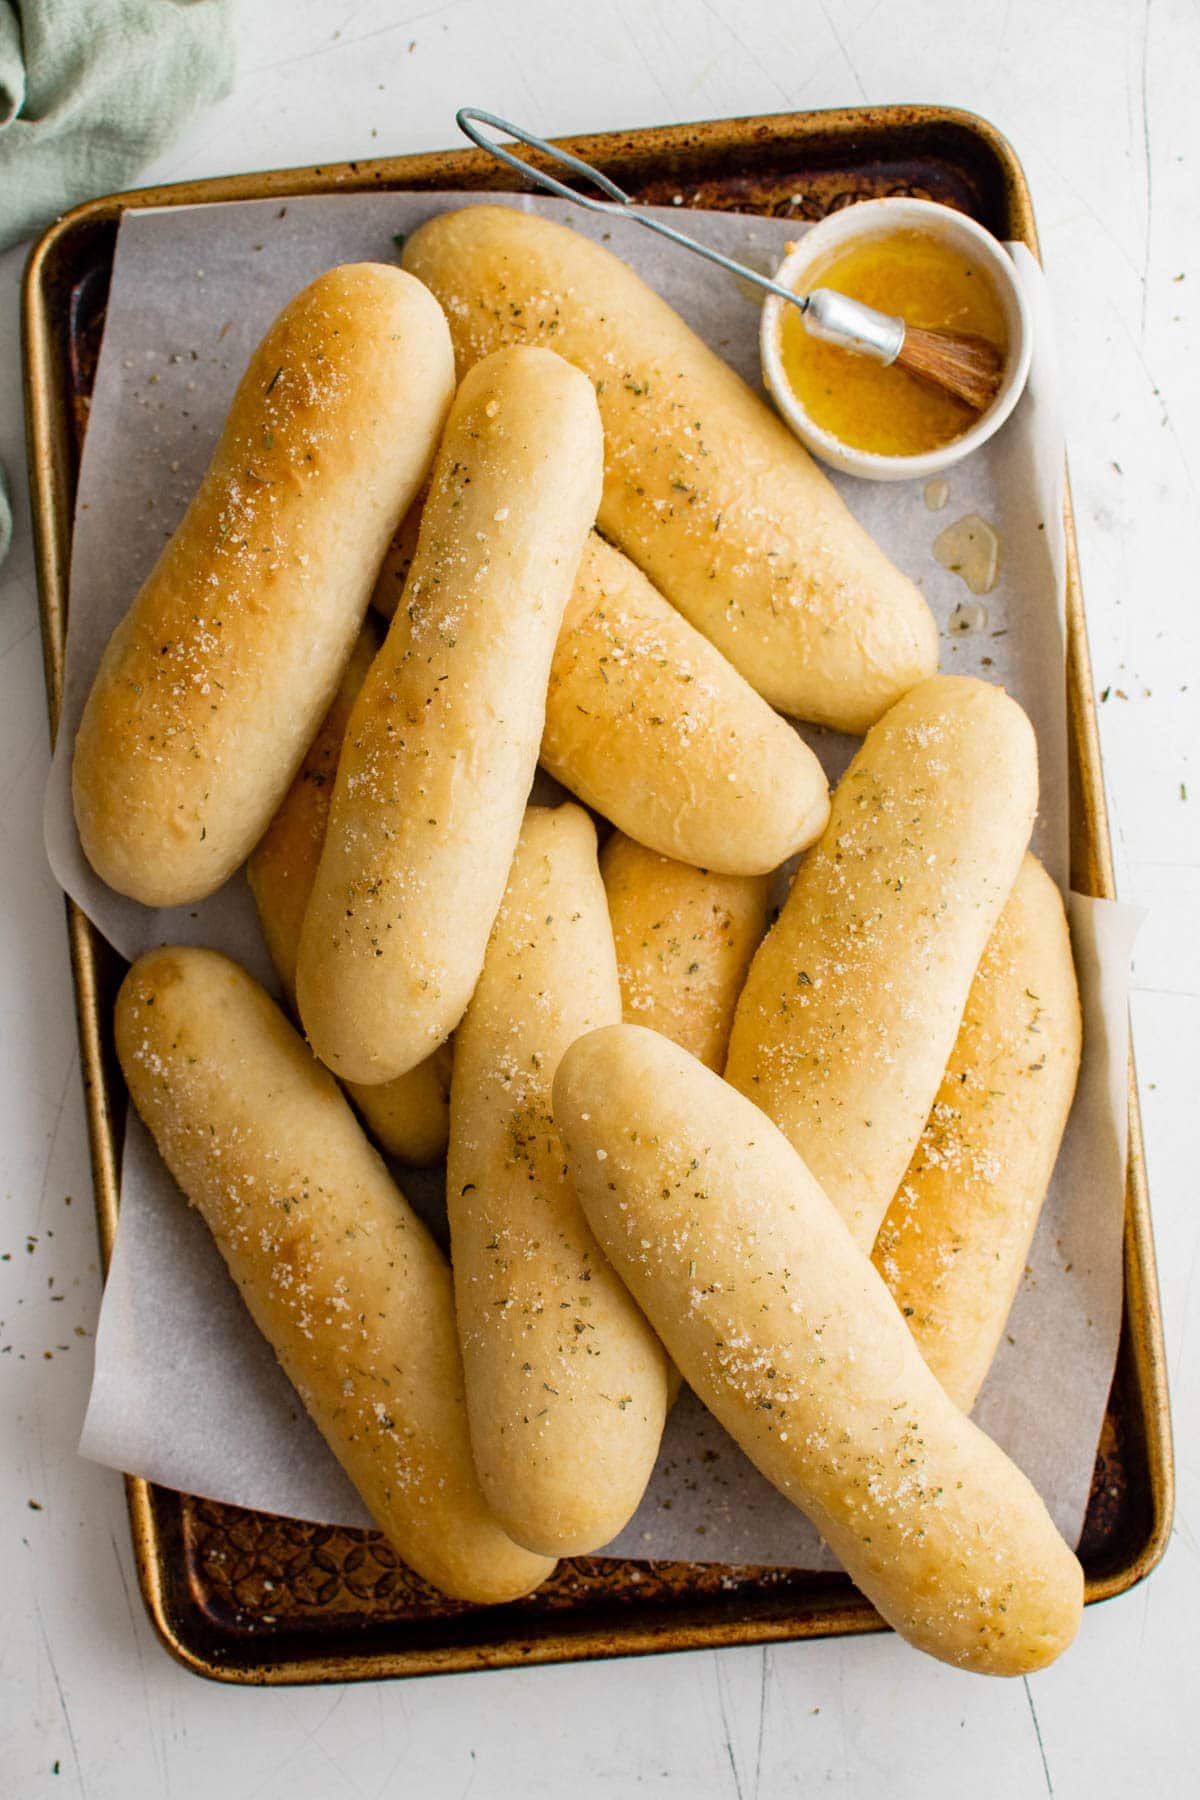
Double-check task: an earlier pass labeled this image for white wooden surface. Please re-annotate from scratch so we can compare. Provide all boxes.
[1,3,1196,1794]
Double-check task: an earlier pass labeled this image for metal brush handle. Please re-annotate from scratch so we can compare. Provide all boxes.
[455,108,905,365]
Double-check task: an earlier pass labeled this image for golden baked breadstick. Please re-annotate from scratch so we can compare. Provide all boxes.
[336,1050,452,1169]
[403,206,936,731]
[369,481,425,619]
[248,624,381,1003]
[116,947,554,1605]
[296,345,604,1085]
[448,806,670,1554]
[543,536,829,872]
[374,528,829,875]
[726,675,1038,1250]
[246,621,451,1164]
[873,855,1081,1410]
[74,265,454,907]
[601,832,770,1071]
[554,1024,1083,1675]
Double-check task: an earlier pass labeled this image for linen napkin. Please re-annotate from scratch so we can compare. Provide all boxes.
[0,0,234,566]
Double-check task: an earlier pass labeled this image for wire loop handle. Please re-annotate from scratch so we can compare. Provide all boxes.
[454,107,812,313]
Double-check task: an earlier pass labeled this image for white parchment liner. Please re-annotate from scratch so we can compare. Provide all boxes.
[43,192,1136,1567]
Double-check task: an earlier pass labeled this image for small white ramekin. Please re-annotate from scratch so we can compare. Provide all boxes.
[759,197,1032,481]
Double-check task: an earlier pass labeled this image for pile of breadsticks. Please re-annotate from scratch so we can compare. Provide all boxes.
[73,208,1084,1674]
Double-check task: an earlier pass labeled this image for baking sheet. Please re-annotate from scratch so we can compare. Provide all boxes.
[44,191,1135,1565]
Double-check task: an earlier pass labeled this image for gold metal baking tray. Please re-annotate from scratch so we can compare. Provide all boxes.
[22,104,1173,1685]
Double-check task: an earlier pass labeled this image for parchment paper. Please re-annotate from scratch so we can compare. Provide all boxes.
[45,192,1136,1564]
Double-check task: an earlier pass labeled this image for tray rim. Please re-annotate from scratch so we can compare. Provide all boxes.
[21,101,1174,1686]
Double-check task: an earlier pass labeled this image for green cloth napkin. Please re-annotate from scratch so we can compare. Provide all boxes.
[0,0,234,253]
[0,0,234,567]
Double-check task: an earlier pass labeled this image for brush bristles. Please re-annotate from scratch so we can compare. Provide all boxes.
[896,327,1005,413]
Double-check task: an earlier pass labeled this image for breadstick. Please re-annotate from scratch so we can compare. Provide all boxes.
[554,1024,1083,1675]
[374,527,828,875]
[403,206,936,731]
[336,1049,452,1169]
[369,481,426,619]
[248,623,381,1001]
[873,856,1081,1410]
[448,806,669,1554]
[601,832,770,1071]
[726,675,1038,1250]
[73,265,454,907]
[296,344,603,1085]
[544,536,829,872]
[246,621,451,1164]
[115,947,554,1605]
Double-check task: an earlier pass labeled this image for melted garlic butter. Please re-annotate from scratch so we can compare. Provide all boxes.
[779,229,1007,457]
[934,512,1001,596]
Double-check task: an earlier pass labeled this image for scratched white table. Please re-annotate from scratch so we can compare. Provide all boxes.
[2,4,1196,1795]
